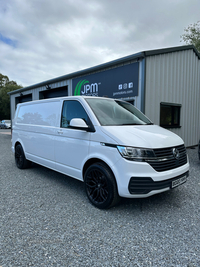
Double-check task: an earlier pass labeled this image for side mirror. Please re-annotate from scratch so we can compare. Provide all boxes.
[69,118,89,131]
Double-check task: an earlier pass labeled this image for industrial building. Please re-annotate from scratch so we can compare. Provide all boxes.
[9,45,200,147]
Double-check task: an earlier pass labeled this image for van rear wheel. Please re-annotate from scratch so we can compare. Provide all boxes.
[84,163,120,209]
[15,144,31,169]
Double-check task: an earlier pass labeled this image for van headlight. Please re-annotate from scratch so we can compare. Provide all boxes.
[117,146,155,161]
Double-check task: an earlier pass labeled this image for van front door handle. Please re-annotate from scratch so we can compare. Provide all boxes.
[57,130,63,134]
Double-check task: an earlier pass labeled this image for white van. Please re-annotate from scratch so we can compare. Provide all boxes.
[12,96,189,209]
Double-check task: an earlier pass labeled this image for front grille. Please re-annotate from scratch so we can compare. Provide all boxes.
[147,145,187,172]
[128,171,189,194]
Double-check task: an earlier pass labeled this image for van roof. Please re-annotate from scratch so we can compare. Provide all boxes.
[16,95,116,106]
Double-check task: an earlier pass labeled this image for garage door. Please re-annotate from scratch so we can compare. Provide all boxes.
[39,86,68,99]
[15,94,32,106]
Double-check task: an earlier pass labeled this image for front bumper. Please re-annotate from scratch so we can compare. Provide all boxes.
[113,157,190,198]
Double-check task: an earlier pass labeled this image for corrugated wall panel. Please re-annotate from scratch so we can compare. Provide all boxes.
[145,49,200,147]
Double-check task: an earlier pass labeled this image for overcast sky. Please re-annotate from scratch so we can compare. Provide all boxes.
[0,0,200,87]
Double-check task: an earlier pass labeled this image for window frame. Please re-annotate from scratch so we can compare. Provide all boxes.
[60,100,95,131]
[160,102,181,129]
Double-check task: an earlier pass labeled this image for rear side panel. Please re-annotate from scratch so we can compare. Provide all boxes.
[12,99,62,169]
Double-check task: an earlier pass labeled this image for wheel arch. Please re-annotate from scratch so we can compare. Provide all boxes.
[14,140,24,152]
[83,158,118,190]
[14,140,27,157]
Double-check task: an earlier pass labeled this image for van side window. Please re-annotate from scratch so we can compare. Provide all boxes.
[16,101,60,127]
[61,100,89,128]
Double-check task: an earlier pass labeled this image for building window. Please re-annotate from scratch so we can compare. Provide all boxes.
[160,102,181,128]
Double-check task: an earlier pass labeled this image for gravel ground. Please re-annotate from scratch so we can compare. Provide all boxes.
[0,132,200,267]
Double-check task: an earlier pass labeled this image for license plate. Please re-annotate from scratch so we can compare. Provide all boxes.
[172,175,187,188]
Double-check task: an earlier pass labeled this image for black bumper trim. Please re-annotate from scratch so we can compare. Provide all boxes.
[128,171,189,194]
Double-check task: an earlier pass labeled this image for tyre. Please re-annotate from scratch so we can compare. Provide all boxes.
[84,162,120,209]
[198,140,200,160]
[15,144,31,169]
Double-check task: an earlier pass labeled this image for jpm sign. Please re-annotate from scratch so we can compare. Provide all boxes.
[72,62,139,98]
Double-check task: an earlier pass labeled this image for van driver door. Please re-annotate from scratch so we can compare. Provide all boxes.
[54,100,91,180]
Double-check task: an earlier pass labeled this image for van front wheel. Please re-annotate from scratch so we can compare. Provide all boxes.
[84,163,120,209]
[15,144,31,169]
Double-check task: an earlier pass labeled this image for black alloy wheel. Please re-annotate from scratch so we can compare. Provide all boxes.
[15,144,31,169]
[84,163,120,209]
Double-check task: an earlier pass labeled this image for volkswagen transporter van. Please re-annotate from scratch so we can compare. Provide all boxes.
[12,96,189,209]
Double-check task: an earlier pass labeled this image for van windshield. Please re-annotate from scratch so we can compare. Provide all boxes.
[85,98,152,126]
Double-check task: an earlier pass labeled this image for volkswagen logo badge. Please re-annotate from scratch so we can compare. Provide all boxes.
[172,148,180,159]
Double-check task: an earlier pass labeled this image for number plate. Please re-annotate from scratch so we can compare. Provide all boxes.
[172,175,187,188]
